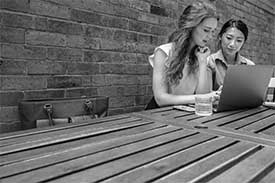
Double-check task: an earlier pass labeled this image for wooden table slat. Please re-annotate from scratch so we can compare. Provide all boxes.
[240,114,275,132]
[0,115,130,140]
[0,120,155,155]
[0,116,141,147]
[103,137,248,183]
[2,107,274,182]
[200,107,268,127]
[0,125,181,178]
[1,122,167,166]
[153,142,259,183]
[223,110,275,129]
[259,125,275,136]
[1,131,214,183]
[253,163,275,183]
[183,109,246,123]
[203,146,275,183]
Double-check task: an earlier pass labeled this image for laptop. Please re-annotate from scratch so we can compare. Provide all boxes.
[214,65,273,112]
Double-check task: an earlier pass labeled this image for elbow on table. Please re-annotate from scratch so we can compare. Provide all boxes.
[154,95,169,107]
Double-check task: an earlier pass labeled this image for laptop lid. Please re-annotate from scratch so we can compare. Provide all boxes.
[215,65,273,112]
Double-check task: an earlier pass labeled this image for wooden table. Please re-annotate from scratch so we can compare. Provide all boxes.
[1,106,274,183]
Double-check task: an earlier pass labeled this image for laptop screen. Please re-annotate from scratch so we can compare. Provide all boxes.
[215,65,273,112]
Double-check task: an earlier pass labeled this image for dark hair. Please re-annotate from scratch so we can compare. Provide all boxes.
[218,19,248,41]
[166,1,218,85]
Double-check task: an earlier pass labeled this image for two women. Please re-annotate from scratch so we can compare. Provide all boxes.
[147,1,254,109]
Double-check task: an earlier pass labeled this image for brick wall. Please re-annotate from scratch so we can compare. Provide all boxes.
[0,0,274,133]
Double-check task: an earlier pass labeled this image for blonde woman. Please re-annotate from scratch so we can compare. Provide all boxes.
[146,1,219,109]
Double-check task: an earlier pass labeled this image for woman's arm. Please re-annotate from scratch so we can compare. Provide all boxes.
[152,49,215,107]
[196,47,213,93]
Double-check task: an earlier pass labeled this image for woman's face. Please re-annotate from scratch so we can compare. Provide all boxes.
[220,27,245,56]
[192,17,218,47]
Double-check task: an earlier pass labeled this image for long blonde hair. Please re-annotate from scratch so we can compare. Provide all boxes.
[166,1,218,85]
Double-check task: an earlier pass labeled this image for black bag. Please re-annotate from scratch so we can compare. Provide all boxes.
[144,97,160,110]
[19,96,109,130]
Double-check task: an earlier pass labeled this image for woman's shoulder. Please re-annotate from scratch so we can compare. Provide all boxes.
[207,50,222,70]
[154,43,174,55]
[148,43,174,67]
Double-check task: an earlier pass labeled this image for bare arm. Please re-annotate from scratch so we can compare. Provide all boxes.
[196,47,212,93]
[152,49,215,107]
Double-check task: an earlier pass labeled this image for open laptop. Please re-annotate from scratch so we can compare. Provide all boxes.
[214,65,273,112]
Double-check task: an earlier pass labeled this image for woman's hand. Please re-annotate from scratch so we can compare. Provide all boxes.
[195,46,210,66]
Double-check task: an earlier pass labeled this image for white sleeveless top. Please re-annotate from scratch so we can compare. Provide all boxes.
[149,43,213,95]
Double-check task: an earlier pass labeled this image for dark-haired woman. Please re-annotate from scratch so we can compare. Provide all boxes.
[146,1,219,109]
[208,19,255,90]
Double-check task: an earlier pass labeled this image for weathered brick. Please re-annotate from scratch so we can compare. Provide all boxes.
[48,47,82,61]
[71,9,102,25]
[113,30,137,42]
[66,36,100,49]
[30,0,70,19]
[100,39,136,52]
[85,25,114,39]
[129,0,151,12]
[90,75,106,86]
[124,64,150,75]
[119,52,138,63]
[123,106,145,113]
[135,43,155,54]
[123,85,146,96]
[0,91,24,106]
[150,5,168,16]
[150,25,169,35]
[137,75,152,85]
[129,19,152,34]
[27,60,66,75]
[1,76,47,90]
[0,26,25,44]
[2,44,47,59]
[24,89,65,99]
[0,120,22,133]
[1,12,33,29]
[135,95,146,105]
[48,19,83,35]
[100,63,124,74]
[34,17,48,31]
[0,59,27,75]
[138,13,159,24]
[108,0,150,12]
[47,76,82,88]
[109,96,135,107]
[65,87,98,98]
[67,63,100,75]
[41,0,81,8]
[0,0,274,131]
[105,74,138,85]
[136,53,149,64]
[0,0,30,12]
[111,4,139,19]
[101,15,129,29]
[137,34,158,45]
[25,31,66,46]
[159,16,176,28]
[84,50,114,63]
[108,108,124,116]
[0,106,20,121]
[97,86,124,97]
